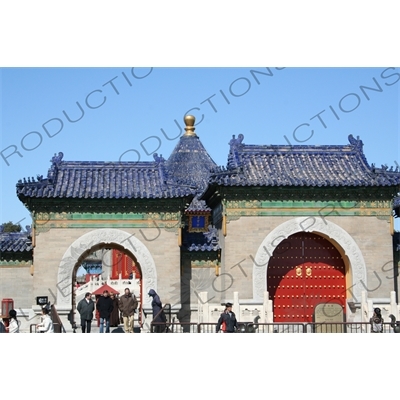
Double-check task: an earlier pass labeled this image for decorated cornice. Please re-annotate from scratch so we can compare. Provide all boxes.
[19,197,189,214]
[182,251,220,265]
[33,211,182,233]
[225,199,392,221]
[0,260,32,266]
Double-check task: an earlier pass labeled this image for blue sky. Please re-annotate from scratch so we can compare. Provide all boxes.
[1,67,399,228]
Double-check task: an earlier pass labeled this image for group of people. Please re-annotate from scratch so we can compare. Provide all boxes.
[76,288,168,333]
[215,304,386,333]
[77,288,139,333]
[0,297,236,334]
[0,301,388,334]
[0,307,54,333]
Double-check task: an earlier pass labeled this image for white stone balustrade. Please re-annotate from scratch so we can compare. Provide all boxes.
[75,273,141,304]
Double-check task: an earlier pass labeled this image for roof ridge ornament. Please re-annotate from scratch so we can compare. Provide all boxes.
[183,115,197,137]
[229,134,244,150]
[203,225,219,245]
[51,152,64,165]
[153,153,165,163]
[227,134,244,169]
[48,151,64,183]
[348,134,363,150]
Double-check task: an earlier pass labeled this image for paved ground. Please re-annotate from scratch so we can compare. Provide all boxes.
[23,323,144,333]
[72,323,143,333]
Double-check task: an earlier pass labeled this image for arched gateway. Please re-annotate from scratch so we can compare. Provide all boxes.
[56,229,157,310]
[268,232,347,323]
[252,217,368,312]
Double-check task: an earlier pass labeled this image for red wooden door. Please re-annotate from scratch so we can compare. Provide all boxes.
[267,232,346,323]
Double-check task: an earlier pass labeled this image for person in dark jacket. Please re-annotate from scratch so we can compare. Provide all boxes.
[77,292,95,333]
[148,289,166,333]
[216,303,238,333]
[109,293,120,327]
[118,288,138,333]
[96,290,114,333]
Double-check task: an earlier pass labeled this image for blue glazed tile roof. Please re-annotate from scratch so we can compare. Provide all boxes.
[186,197,211,213]
[17,133,217,201]
[16,133,400,205]
[16,152,198,200]
[0,232,33,254]
[183,225,220,252]
[208,134,400,188]
[187,242,221,252]
[166,135,217,193]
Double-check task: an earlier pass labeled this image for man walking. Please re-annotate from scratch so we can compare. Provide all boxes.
[118,288,138,333]
[96,290,114,333]
[216,302,238,333]
[77,292,95,333]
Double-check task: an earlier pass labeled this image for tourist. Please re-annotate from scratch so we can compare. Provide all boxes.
[36,307,54,333]
[96,290,114,333]
[216,303,238,333]
[0,318,6,333]
[370,307,384,333]
[148,289,167,333]
[109,293,120,327]
[118,288,138,333]
[7,309,20,333]
[77,292,95,333]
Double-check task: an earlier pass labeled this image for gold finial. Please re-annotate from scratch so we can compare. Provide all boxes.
[183,115,197,137]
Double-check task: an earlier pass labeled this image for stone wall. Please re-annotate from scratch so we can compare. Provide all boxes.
[1,213,396,327]
[0,263,33,310]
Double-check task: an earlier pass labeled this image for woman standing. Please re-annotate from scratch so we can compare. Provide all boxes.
[370,307,384,333]
[36,308,54,333]
[148,289,166,333]
[7,309,20,333]
[109,293,120,327]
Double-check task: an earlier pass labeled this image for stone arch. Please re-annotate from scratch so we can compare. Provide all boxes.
[56,229,157,310]
[252,217,367,302]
